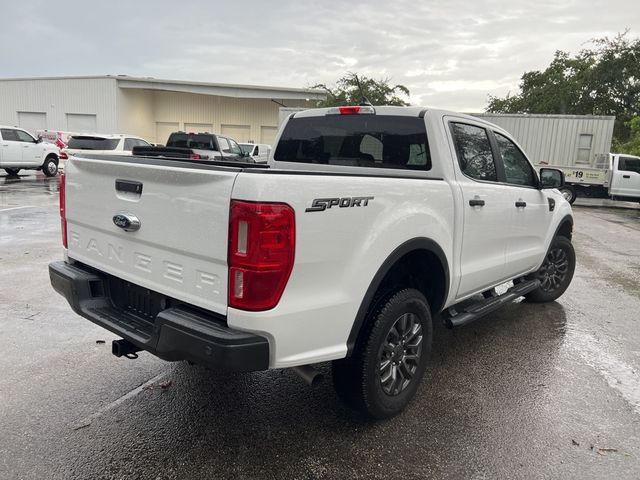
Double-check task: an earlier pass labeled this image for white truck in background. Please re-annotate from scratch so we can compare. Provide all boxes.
[539,153,640,204]
[49,105,575,419]
[1,126,60,177]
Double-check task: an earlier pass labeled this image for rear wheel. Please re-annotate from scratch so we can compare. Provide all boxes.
[332,288,432,419]
[4,168,20,176]
[42,157,58,177]
[559,185,576,204]
[525,236,575,303]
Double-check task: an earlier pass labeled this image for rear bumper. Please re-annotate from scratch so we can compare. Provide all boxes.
[49,261,269,372]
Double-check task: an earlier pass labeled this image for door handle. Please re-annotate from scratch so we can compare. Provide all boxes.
[515,201,527,208]
[469,198,485,207]
[623,175,631,179]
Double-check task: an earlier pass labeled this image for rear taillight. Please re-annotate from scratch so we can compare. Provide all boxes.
[228,200,295,311]
[190,153,202,160]
[60,174,67,248]
[59,151,68,160]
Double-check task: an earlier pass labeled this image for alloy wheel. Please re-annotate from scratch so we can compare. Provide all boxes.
[378,312,423,396]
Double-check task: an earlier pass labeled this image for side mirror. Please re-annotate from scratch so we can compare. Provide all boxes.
[539,168,564,189]
[36,136,43,144]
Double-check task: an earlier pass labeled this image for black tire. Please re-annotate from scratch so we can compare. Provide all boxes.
[42,156,58,177]
[4,168,20,176]
[332,288,433,419]
[559,185,576,204]
[525,236,576,303]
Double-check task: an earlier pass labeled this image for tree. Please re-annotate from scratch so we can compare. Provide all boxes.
[486,32,640,143]
[614,116,640,156]
[313,73,410,107]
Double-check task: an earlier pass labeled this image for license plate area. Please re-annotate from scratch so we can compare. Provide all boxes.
[107,277,169,322]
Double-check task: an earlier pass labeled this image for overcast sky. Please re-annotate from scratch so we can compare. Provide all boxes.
[4,0,638,111]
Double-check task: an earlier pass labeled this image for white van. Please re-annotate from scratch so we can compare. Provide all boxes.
[239,143,271,163]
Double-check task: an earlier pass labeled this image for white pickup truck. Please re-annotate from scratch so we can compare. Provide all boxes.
[1,126,60,177]
[541,153,640,204]
[49,106,575,418]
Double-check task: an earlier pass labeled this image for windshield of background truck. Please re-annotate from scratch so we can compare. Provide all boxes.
[167,133,215,150]
[239,144,254,154]
[67,137,120,150]
[274,115,431,170]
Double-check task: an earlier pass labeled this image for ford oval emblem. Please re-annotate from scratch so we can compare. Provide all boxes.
[112,213,141,232]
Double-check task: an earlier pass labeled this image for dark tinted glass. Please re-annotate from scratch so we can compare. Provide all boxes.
[619,157,640,173]
[166,133,214,150]
[124,138,148,150]
[274,115,431,170]
[1,129,19,141]
[67,137,120,150]
[450,123,497,181]
[495,133,536,186]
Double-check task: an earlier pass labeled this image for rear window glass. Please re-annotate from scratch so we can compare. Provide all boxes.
[67,137,119,150]
[167,133,215,150]
[274,115,431,170]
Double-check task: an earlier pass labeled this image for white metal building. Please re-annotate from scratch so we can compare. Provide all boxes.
[0,76,324,145]
[472,113,615,166]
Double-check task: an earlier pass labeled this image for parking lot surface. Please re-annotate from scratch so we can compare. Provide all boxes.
[1,172,639,480]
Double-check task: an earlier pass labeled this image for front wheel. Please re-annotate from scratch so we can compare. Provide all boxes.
[4,168,20,176]
[559,185,576,204]
[332,288,432,419]
[42,157,58,177]
[525,236,576,303]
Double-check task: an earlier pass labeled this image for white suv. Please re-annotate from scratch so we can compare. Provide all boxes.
[61,134,151,165]
[0,126,60,177]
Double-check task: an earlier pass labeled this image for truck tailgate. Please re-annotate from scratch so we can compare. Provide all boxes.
[64,156,239,315]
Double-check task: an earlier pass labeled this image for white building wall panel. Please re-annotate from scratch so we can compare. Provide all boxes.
[474,114,615,166]
[117,88,155,141]
[0,78,118,133]
[149,90,308,143]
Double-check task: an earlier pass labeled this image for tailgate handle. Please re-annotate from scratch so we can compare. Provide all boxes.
[623,175,631,179]
[115,179,143,194]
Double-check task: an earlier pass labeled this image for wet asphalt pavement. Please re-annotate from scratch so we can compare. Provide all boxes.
[1,172,639,480]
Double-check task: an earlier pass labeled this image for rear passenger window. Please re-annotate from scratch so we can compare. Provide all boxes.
[124,138,136,151]
[495,133,537,187]
[619,157,640,174]
[450,123,497,181]
[1,129,19,141]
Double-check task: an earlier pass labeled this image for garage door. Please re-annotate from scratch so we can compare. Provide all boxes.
[260,126,278,146]
[18,112,47,136]
[66,114,97,133]
[221,124,251,143]
[184,123,214,134]
[156,122,179,145]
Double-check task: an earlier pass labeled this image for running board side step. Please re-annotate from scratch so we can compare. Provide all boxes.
[443,279,540,328]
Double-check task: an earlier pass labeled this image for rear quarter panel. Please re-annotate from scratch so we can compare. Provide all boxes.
[228,171,454,367]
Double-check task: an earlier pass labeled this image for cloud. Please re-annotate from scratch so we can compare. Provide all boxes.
[1,0,637,111]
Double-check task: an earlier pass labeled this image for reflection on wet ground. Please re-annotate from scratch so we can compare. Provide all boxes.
[1,172,639,479]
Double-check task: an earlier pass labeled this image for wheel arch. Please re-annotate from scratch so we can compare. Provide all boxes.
[44,152,59,164]
[346,238,449,356]
[554,214,573,241]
